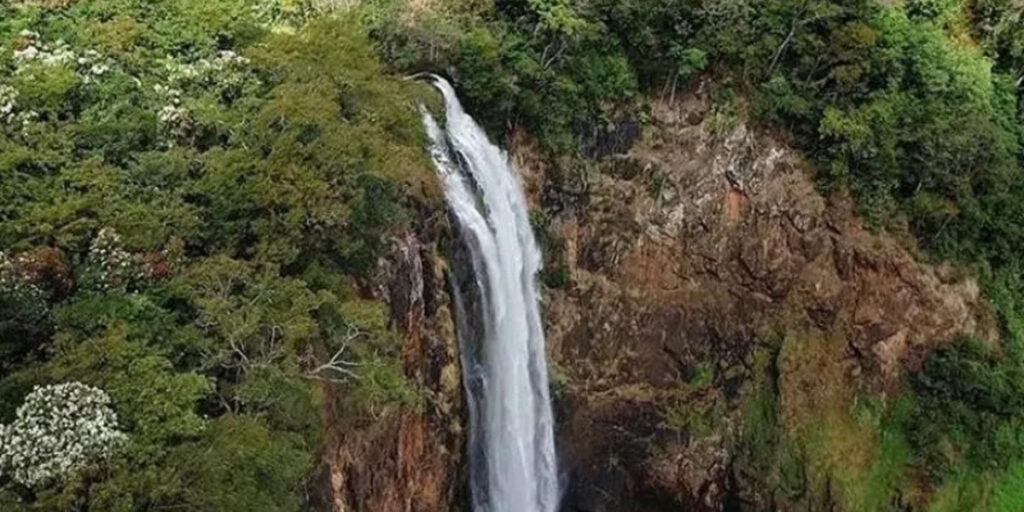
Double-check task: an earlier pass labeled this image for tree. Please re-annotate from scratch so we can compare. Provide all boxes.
[0,382,127,489]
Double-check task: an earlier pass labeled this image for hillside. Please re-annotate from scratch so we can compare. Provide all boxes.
[3,1,1024,511]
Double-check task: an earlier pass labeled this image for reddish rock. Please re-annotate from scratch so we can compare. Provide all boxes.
[312,224,464,512]
[523,80,997,511]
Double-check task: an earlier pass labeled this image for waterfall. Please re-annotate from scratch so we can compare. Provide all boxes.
[421,76,559,512]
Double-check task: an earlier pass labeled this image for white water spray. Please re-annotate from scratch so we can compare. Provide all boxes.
[422,76,559,512]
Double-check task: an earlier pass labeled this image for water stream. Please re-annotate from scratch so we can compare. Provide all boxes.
[422,76,559,512]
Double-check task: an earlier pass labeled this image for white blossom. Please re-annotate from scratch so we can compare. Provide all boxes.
[10,33,117,86]
[0,251,13,289]
[151,49,250,145]
[158,104,192,144]
[0,85,37,133]
[85,227,142,290]
[13,40,75,68]
[153,84,183,103]
[0,252,45,312]
[0,382,127,488]
[162,49,250,87]
[0,85,17,124]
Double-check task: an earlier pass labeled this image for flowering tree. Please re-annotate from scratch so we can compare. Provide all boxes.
[81,228,141,292]
[0,382,127,488]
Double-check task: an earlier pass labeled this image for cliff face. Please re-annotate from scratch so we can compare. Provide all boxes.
[315,81,997,512]
[515,80,997,511]
[311,223,467,512]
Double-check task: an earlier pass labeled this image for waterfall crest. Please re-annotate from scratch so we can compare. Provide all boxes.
[422,76,559,512]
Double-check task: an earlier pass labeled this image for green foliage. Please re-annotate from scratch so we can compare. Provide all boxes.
[968,0,1024,79]
[989,460,1024,511]
[838,400,912,512]
[729,343,916,511]
[0,2,430,509]
[369,0,639,154]
[161,415,312,512]
[334,299,421,411]
[671,46,708,81]
[906,0,961,24]
[173,256,322,370]
[51,326,210,449]
[662,361,724,436]
[907,339,1024,477]
[0,274,52,379]
[731,347,811,507]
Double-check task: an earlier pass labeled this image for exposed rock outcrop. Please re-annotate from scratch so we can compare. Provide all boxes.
[516,79,997,511]
[315,79,997,512]
[311,220,466,512]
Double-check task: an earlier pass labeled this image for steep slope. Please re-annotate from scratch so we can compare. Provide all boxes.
[310,225,467,512]
[514,80,997,511]
[312,79,998,512]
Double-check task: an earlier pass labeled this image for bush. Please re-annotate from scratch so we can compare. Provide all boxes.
[906,339,1024,477]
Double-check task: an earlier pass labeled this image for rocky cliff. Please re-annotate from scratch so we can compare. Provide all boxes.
[517,80,997,511]
[315,81,997,512]
[311,220,467,512]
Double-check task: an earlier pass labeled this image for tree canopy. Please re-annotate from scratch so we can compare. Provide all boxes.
[0,1,433,510]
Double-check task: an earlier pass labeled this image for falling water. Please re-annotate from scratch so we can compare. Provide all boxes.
[421,76,559,512]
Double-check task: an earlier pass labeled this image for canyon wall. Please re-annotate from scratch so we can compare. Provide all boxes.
[521,81,997,511]
[315,81,997,511]
[311,222,467,512]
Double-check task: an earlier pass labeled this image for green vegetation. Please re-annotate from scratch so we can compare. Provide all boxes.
[373,1,1024,509]
[370,0,640,154]
[5,0,1024,510]
[662,361,723,437]
[375,0,1024,266]
[0,1,433,510]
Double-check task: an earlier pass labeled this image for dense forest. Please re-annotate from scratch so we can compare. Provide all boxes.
[0,1,433,509]
[3,0,1024,510]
